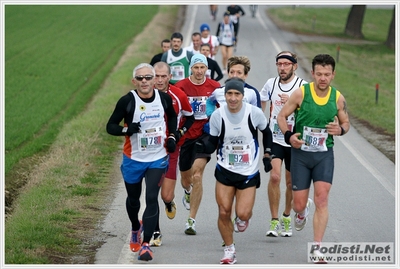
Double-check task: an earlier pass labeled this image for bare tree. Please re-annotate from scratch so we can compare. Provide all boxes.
[344,5,366,38]
[385,7,395,49]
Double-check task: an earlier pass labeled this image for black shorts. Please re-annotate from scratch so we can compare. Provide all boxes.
[215,164,260,190]
[179,133,211,172]
[290,147,334,191]
[272,143,292,171]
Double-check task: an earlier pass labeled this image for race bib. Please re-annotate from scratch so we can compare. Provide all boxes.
[171,65,185,81]
[224,144,252,169]
[188,96,208,120]
[301,126,328,152]
[271,116,294,139]
[137,126,164,152]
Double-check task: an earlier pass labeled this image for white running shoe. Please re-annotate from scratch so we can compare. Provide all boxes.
[220,247,237,264]
[233,216,249,233]
[184,217,196,235]
[295,198,313,231]
[310,249,327,264]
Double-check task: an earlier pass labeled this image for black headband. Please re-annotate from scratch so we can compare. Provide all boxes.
[276,55,297,64]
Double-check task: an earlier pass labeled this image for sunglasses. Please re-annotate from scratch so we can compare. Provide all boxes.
[135,75,154,81]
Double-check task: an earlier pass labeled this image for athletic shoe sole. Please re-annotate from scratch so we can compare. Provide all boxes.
[266,231,279,237]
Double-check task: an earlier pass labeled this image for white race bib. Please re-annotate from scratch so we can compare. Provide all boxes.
[301,126,328,152]
[224,144,252,169]
[137,126,164,152]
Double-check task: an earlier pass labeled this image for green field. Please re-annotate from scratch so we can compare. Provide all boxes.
[5,5,157,175]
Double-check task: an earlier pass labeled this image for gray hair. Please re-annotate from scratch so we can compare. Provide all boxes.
[132,63,155,78]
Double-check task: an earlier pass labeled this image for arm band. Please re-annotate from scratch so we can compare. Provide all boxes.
[284,131,294,145]
[340,126,345,136]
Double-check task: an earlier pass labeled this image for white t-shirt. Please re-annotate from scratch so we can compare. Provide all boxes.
[201,35,220,60]
[260,75,307,146]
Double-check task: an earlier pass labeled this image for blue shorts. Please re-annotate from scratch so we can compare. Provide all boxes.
[290,147,334,191]
[120,154,169,184]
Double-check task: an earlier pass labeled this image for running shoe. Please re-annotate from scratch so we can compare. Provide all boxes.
[149,231,162,247]
[220,247,237,264]
[185,217,196,235]
[233,216,249,233]
[165,200,177,219]
[129,220,143,252]
[295,198,313,231]
[182,186,191,210]
[310,248,327,264]
[280,214,292,237]
[266,219,280,237]
[138,243,153,261]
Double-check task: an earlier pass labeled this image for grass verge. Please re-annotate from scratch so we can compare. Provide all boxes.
[5,5,180,264]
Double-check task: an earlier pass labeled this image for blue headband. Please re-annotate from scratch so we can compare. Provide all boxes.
[276,55,297,63]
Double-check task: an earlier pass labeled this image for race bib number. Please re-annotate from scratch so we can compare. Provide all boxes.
[188,96,208,120]
[137,126,164,152]
[224,144,252,169]
[301,126,328,152]
[271,116,294,140]
[171,65,185,81]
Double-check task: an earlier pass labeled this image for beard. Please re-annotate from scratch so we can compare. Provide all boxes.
[279,70,294,82]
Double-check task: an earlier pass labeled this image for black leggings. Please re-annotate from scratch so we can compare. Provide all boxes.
[124,168,165,243]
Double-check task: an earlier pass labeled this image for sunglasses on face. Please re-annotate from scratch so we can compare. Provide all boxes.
[135,75,154,81]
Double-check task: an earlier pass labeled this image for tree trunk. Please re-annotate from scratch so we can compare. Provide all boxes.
[385,8,395,49]
[344,5,366,38]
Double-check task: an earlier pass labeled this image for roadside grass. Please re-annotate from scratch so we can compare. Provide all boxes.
[267,6,395,135]
[5,4,156,222]
[267,5,393,41]
[5,5,179,264]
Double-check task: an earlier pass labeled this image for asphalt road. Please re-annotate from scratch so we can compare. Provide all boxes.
[94,5,396,267]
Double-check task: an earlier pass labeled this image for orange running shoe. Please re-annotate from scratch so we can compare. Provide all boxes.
[129,220,143,252]
[138,243,153,261]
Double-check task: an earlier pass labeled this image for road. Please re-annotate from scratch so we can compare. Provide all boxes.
[94,5,396,267]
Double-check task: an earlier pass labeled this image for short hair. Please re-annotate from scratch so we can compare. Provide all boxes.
[161,39,170,47]
[192,32,201,38]
[227,56,251,75]
[200,43,211,49]
[153,61,171,74]
[276,50,298,62]
[170,32,183,41]
[133,63,155,78]
[312,54,336,71]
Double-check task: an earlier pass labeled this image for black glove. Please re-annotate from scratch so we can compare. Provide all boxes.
[263,157,272,173]
[126,122,141,136]
[195,140,205,153]
[166,136,176,153]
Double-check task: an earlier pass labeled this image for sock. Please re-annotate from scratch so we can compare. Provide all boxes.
[226,244,235,251]
[283,213,290,218]
[272,218,279,221]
